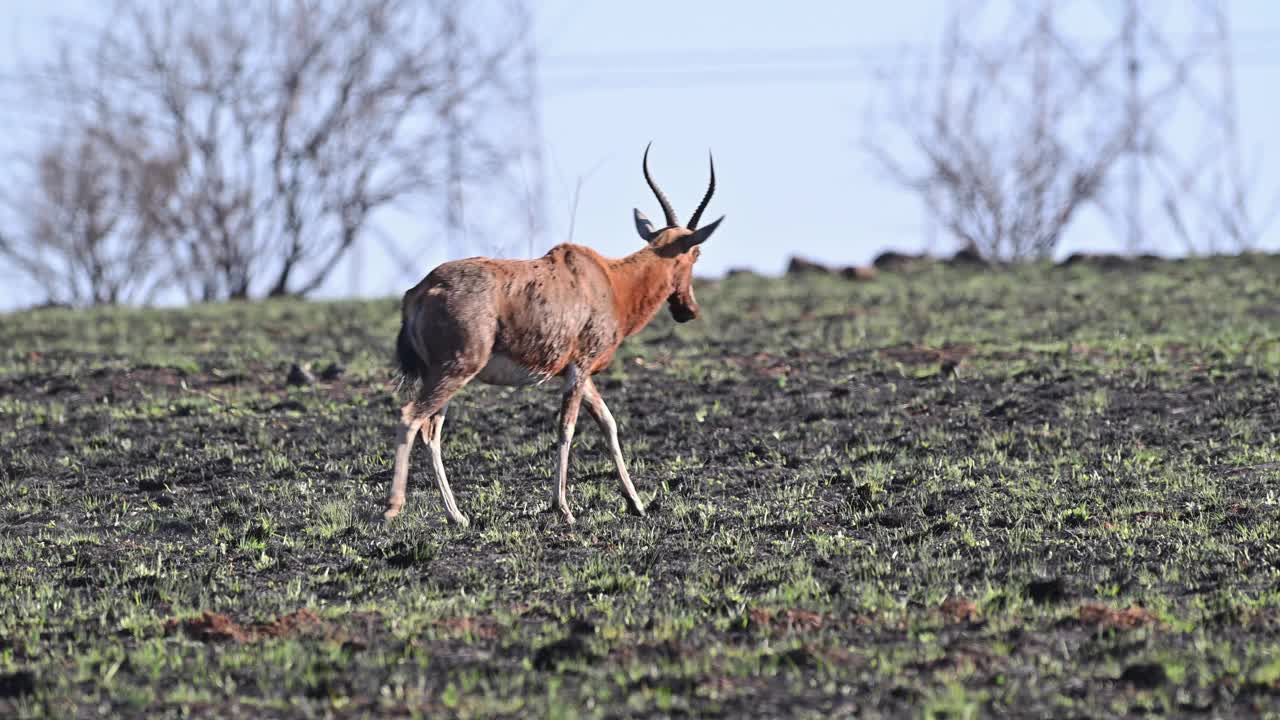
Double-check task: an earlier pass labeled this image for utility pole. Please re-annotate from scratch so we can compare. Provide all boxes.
[520,2,547,259]
[1205,0,1249,249]
[1122,0,1142,254]
[442,1,466,259]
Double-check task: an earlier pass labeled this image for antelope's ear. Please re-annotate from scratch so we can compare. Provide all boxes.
[634,208,658,243]
[682,215,724,251]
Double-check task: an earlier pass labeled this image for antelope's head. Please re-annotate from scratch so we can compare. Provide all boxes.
[633,143,724,323]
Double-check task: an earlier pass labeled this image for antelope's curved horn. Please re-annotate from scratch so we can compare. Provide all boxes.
[643,142,679,228]
[687,151,716,230]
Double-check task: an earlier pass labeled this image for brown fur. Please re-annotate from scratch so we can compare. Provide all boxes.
[385,147,722,526]
[399,237,698,396]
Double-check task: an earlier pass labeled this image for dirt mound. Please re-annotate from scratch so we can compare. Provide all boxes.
[1078,603,1159,630]
[167,612,254,643]
[258,608,329,638]
[939,596,980,623]
[747,608,824,633]
[167,608,338,643]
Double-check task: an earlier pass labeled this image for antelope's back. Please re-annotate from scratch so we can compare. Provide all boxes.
[492,245,622,374]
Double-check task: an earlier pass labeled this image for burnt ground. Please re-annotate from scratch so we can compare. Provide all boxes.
[2,256,1280,717]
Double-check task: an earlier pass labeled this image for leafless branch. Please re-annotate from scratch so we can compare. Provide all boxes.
[866,1,1130,261]
[5,0,536,304]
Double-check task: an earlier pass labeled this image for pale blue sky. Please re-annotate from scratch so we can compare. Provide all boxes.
[2,2,1279,307]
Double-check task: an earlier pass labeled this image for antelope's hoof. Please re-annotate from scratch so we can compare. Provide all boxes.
[542,503,575,525]
[627,503,647,518]
[383,505,403,523]
[448,514,471,529]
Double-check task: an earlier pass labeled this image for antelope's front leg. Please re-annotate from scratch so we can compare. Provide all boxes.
[552,378,585,524]
[583,379,645,516]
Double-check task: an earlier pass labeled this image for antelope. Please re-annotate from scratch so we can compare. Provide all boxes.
[385,144,724,526]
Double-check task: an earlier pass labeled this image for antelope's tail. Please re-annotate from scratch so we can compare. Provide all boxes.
[395,313,427,384]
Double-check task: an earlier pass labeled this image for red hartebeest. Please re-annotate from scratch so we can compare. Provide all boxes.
[385,144,723,526]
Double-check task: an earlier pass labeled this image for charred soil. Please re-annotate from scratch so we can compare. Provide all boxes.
[2,257,1280,717]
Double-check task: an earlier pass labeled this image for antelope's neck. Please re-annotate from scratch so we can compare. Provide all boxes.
[608,248,672,338]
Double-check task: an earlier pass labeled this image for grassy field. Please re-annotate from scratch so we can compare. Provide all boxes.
[3,256,1280,718]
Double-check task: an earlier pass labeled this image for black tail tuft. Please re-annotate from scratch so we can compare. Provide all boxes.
[395,322,424,382]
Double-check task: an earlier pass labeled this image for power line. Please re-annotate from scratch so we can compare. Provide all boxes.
[542,30,1280,70]
[540,38,1280,93]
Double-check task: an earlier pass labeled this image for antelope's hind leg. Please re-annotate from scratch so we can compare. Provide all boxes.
[384,369,475,525]
[583,379,645,516]
[421,404,468,527]
[385,406,425,521]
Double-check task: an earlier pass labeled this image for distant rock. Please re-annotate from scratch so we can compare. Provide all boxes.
[872,250,932,272]
[839,265,878,281]
[786,256,833,275]
[1119,663,1168,689]
[787,256,878,282]
[1058,252,1138,270]
[1026,577,1069,605]
[286,363,315,386]
[0,670,36,699]
[319,362,345,381]
[946,242,989,268]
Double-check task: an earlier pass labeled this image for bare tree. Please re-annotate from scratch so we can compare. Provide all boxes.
[867,2,1130,261]
[19,0,532,302]
[0,113,178,306]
